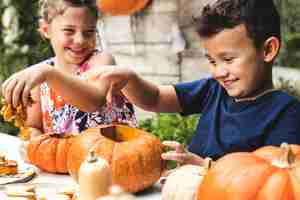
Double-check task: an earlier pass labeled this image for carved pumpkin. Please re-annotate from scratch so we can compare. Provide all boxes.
[67,124,164,193]
[26,133,74,173]
[197,143,300,200]
[162,158,212,200]
[96,0,151,16]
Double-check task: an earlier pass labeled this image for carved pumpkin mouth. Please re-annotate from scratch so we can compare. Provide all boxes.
[100,126,139,142]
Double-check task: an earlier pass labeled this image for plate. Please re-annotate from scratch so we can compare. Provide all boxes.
[0,182,77,199]
[0,163,36,185]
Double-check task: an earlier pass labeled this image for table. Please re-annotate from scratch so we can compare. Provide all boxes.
[0,133,161,199]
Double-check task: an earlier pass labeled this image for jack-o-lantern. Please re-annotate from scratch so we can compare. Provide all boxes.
[67,124,164,193]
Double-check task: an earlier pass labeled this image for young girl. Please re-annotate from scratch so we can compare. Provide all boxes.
[1,0,136,138]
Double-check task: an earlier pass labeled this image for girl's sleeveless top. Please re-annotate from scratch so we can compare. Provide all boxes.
[39,58,137,134]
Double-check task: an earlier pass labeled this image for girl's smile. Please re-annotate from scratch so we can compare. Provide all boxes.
[40,6,97,70]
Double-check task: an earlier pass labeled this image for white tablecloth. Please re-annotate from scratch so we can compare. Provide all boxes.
[0,133,161,199]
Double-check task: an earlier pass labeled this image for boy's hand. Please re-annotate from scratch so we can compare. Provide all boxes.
[161,141,205,167]
[1,64,51,108]
[84,65,135,103]
[159,141,206,187]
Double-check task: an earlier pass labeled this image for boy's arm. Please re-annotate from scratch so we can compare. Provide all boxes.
[122,73,182,113]
[46,52,116,112]
[86,66,183,113]
[45,67,109,112]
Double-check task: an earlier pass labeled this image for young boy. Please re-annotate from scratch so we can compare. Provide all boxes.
[87,0,300,165]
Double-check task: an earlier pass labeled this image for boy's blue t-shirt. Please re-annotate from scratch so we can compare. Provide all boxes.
[174,78,300,160]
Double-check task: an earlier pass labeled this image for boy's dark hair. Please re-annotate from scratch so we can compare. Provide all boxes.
[195,0,281,49]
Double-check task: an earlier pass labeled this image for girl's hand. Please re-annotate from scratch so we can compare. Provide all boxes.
[1,64,52,108]
[161,141,205,167]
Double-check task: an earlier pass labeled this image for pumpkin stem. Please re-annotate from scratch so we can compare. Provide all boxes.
[87,150,98,163]
[273,143,295,168]
[204,157,213,170]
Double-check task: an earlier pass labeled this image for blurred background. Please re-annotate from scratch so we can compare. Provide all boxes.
[1,0,299,144]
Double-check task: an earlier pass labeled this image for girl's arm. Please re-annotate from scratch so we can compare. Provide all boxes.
[25,86,43,138]
[25,86,42,129]
[1,52,115,113]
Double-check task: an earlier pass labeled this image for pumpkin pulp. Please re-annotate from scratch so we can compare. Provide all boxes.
[100,126,138,142]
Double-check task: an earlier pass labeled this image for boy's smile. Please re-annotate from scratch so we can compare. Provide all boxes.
[202,24,272,100]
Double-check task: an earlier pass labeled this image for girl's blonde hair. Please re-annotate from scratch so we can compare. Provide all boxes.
[39,0,98,23]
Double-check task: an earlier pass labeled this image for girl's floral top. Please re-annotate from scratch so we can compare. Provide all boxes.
[40,58,137,134]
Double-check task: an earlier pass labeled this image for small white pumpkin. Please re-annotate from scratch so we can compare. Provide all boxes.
[162,158,212,200]
[96,185,136,200]
[78,150,112,200]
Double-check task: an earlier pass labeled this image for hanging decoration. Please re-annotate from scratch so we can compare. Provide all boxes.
[96,0,152,16]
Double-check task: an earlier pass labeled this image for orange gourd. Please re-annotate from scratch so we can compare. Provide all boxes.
[26,133,73,173]
[67,124,164,193]
[96,0,151,16]
[197,143,300,200]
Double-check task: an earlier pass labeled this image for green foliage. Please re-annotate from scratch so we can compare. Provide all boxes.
[138,113,199,146]
[275,0,300,68]
[0,117,18,136]
[276,77,300,99]
[0,0,51,135]
[138,113,199,169]
[0,0,52,82]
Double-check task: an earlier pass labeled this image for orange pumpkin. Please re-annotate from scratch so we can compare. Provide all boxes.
[26,133,73,173]
[67,124,164,193]
[197,143,300,200]
[96,0,151,16]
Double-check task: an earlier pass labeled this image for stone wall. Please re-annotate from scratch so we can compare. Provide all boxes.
[98,0,212,82]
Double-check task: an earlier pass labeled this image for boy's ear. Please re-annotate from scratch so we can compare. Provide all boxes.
[263,36,280,63]
[38,19,50,39]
